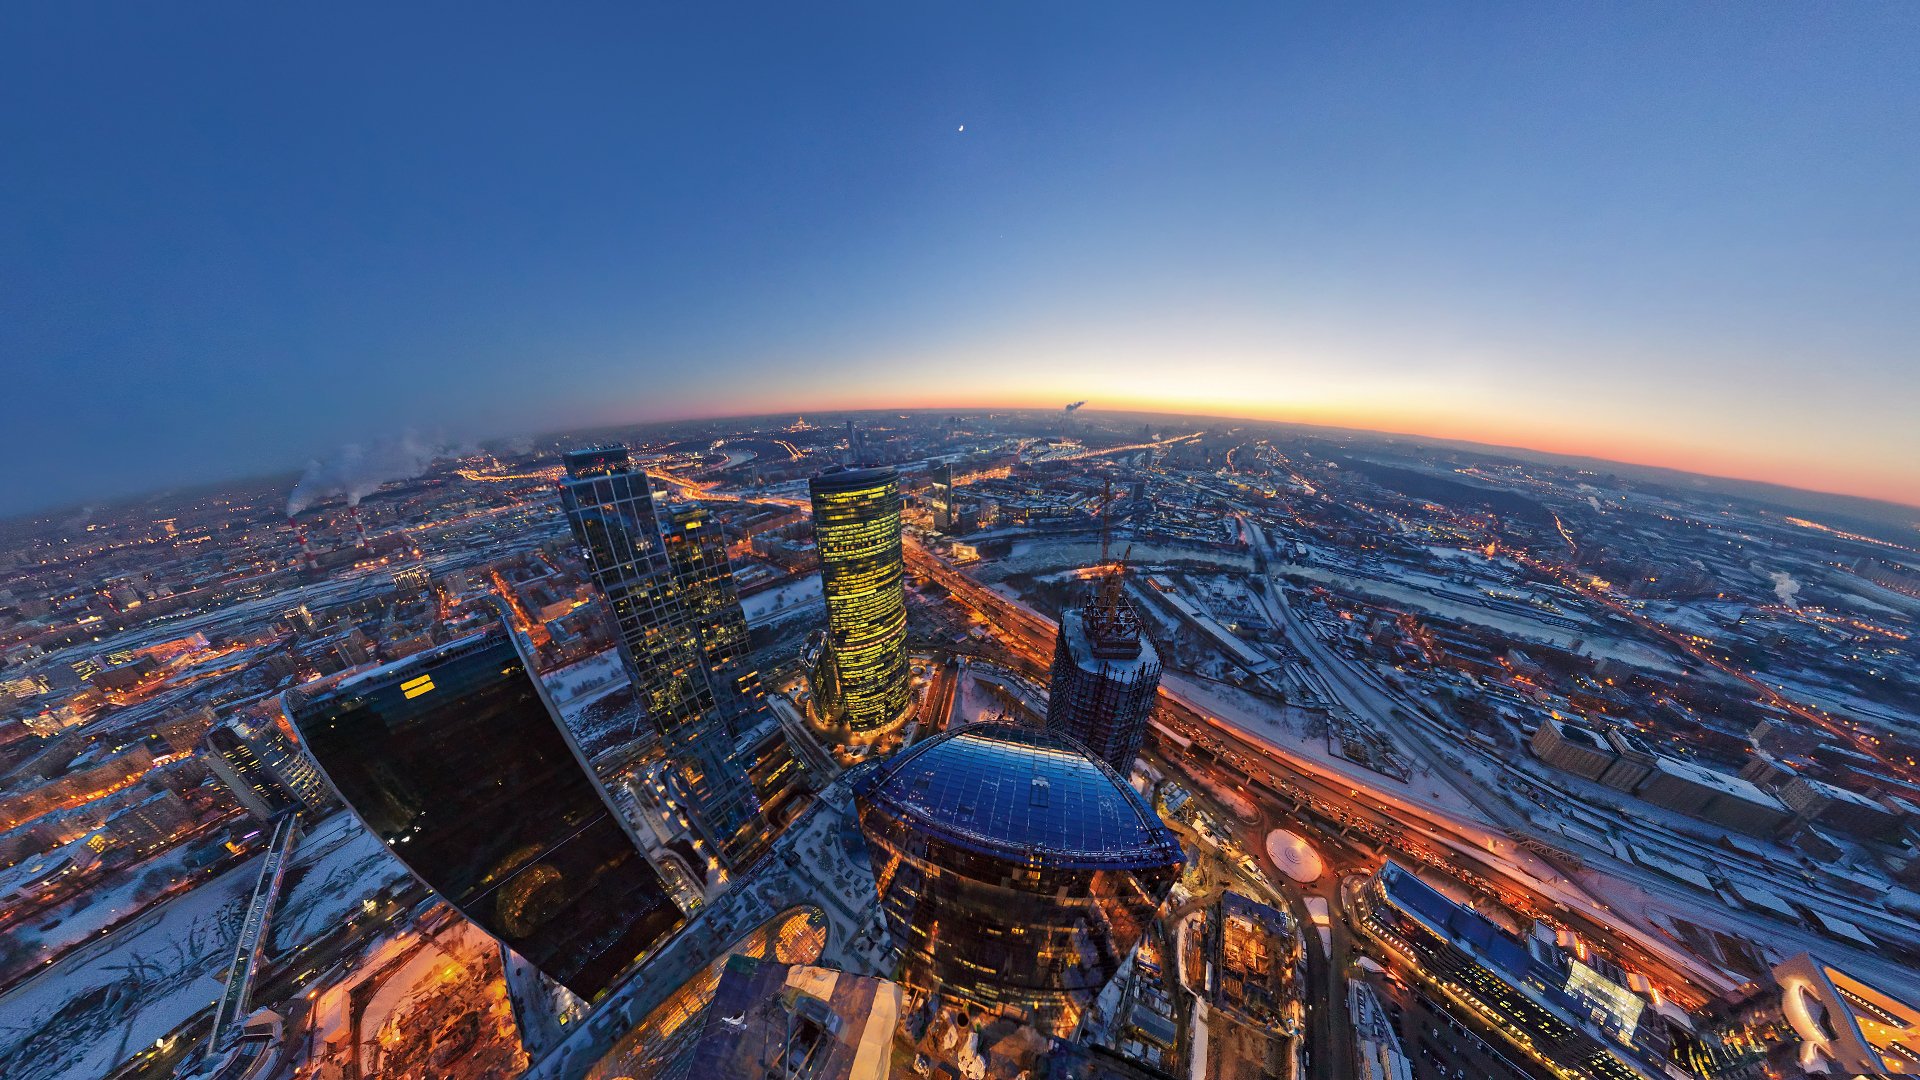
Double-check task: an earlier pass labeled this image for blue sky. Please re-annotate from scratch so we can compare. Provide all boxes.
[2,3,1917,513]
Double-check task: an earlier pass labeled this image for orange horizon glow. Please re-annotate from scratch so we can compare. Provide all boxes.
[596,388,1920,513]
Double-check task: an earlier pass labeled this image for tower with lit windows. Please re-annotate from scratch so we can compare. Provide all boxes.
[558,445,763,867]
[808,466,910,732]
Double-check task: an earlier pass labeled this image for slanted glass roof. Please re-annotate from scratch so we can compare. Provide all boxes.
[861,723,1179,865]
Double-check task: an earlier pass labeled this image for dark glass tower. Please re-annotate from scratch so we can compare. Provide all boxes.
[809,466,909,732]
[284,612,683,1000]
[1045,572,1161,775]
[559,446,762,864]
[854,722,1185,1033]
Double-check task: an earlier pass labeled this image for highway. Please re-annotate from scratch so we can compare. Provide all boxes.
[903,534,1748,1009]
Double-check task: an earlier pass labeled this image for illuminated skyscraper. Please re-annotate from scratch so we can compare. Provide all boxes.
[854,723,1184,1033]
[284,611,683,1000]
[559,446,762,865]
[1045,571,1161,775]
[808,466,909,732]
[199,713,334,821]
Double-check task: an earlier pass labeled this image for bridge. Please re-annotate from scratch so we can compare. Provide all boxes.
[207,814,304,1050]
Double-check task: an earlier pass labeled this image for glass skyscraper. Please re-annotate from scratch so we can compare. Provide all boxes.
[283,611,683,1000]
[854,723,1185,1033]
[1045,573,1162,775]
[559,446,762,865]
[808,466,909,732]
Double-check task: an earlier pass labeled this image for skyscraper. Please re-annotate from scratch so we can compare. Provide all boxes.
[200,713,334,821]
[1045,571,1161,775]
[659,503,763,733]
[929,462,954,532]
[284,610,683,1000]
[558,446,762,864]
[854,723,1185,1033]
[808,466,909,732]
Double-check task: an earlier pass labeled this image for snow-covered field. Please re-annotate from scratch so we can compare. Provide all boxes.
[981,539,1254,580]
[1283,564,1682,674]
[0,856,254,1080]
[743,573,822,626]
[542,650,626,705]
[270,812,413,954]
[0,812,418,1080]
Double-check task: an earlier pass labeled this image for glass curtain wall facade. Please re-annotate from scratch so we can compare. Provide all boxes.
[284,612,683,1000]
[809,467,909,731]
[559,447,760,863]
[659,505,763,735]
[854,723,1185,1033]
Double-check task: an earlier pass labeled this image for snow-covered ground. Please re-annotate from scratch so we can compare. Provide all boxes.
[982,539,1254,580]
[1282,564,1682,674]
[0,856,255,1080]
[0,812,423,1080]
[271,812,413,954]
[9,837,223,976]
[542,650,626,705]
[743,573,822,625]
[1161,672,1495,825]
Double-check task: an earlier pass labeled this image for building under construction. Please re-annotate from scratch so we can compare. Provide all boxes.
[1044,567,1162,775]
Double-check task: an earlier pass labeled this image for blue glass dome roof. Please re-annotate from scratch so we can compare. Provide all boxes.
[856,723,1182,868]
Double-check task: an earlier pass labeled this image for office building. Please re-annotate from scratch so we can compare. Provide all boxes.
[809,466,910,732]
[1530,719,1617,782]
[200,713,334,821]
[1354,861,1671,1080]
[559,445,762,864]
[658,503,763,727]
[854,722,1185,1033]
[930,462,955,532]
[284,612,684,1000]
[1045,570,1161,774]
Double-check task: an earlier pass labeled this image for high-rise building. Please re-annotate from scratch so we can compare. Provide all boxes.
[284,612,683,1001]
[854,723,1185,1033]
[809,466,909,732]
[559,446,763,865]
[1045,572,1161,775]
[659,504,763,732]
[200,713,334,821]
[929,462,955,532]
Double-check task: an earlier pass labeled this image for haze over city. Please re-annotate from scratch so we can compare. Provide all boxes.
[4,5,1918,515]
[5,8,1920,1080]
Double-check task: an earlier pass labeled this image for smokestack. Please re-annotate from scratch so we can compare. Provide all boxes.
[290,517,319,572]
[347,505,370,549]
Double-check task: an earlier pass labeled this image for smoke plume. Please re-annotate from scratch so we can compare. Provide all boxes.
[1064,400,1086,412]
[1768,571,1801,608]
[287,434,442,516]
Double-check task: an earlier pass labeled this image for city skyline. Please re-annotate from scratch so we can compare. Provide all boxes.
[3,5,1917,513]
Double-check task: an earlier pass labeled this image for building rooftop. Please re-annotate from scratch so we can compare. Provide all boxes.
[857,723,1182,867]
[1653,756,1786,807]
[1551,719,1606,751]
[563,445,632,479]
[809,466,897,493]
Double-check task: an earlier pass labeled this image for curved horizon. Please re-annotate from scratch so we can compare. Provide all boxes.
[2,6,1915,518]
